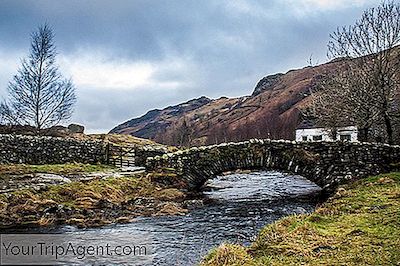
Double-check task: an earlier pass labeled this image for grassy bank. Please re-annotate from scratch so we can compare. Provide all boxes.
[201,172,400,266]
[0,170,187,228]
[0,163,115,177]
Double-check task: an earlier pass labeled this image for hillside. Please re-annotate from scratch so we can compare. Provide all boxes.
[110,60,341,146]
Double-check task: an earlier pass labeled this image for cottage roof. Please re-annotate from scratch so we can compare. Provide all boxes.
[296,119,316,129]
[296,119,356,130]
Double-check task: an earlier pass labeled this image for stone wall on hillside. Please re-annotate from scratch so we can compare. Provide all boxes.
[0,134,106,164]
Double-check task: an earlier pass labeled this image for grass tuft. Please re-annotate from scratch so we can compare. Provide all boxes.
[201,244,255,266]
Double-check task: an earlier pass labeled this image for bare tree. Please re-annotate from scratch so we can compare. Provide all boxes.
[310,63,381,141]
[311,1,400,144]
[175,119,193,147]
[1,24,76,131]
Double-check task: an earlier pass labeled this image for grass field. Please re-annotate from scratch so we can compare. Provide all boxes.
[0,163,115,178]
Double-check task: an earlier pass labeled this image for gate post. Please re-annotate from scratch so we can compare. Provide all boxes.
[120,146,123,167]
[105,142,110,165]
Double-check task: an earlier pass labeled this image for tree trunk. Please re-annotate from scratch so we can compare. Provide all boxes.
[358,127,369,142]
[383,114,394,145]
[331,128,338,141]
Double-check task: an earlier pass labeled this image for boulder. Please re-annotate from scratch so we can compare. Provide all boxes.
[45,125,69,137]
[68,124,85,134]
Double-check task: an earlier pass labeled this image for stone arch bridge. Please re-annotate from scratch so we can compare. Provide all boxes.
[146,139,400,192]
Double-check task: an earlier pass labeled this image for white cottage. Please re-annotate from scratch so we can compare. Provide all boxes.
[295,120,358,142]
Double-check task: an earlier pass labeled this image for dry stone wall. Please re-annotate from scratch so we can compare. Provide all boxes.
[146,139,400,192]
[0,134,106,164]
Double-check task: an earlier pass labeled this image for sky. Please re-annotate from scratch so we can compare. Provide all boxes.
[0,0,381,133]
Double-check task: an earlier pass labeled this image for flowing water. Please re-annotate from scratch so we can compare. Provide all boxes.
[5,171,322,265]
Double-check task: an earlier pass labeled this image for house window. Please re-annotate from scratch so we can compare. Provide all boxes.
[302,136,308,141]
[313,135,322,141]
[340,134,351,141]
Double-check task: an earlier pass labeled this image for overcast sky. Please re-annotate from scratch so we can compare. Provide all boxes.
[0,0,380,133]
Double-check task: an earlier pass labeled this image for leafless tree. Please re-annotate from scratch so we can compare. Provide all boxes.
[310,64,380,141]
[311,1,400,144]
[174,119,193,147]
[1,24,76,131]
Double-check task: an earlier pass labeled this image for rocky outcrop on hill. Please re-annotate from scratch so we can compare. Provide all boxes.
[110,96,212,139]
[252,73,284,96]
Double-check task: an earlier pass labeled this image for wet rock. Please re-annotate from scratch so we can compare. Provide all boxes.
[43,204,66,215]
[155,202,188,216]
[121,166,146,172]
[115,216,133,224]
[126,197,155,206]
[96,199,115,209]
[33,174,71,184]
[31,184,48,192]
[182,199,204,209]
[294,207,307,214]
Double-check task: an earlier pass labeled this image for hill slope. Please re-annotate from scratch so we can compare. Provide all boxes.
[110,60,340,146]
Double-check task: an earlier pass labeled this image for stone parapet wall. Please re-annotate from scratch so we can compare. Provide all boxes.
[134,147,169,166]
[146,139,400,192]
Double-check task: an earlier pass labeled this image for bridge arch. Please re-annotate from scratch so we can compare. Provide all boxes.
[146,139,400,192]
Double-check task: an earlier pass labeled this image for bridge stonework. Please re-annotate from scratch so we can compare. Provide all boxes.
[146,139,400,192]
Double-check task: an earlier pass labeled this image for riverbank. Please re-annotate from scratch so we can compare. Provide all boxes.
[0,164,193,229]
[201,172,400,266]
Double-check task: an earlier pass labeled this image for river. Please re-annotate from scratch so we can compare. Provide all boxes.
[4,171,321,265]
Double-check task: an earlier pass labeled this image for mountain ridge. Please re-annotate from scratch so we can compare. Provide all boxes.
[110,61,340,146]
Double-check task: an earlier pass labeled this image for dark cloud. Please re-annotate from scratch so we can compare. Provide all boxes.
[0,0,379,132]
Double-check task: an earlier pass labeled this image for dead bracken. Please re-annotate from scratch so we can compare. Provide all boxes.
[0,167,194,229]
